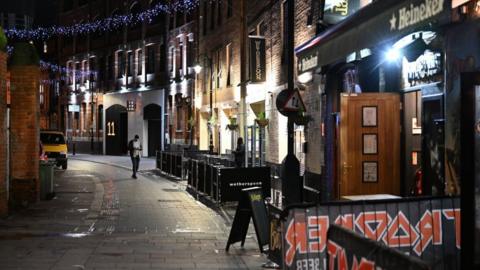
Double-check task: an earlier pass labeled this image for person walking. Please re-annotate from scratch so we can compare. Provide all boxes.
[233,137,245,168]
[128,134,142,179]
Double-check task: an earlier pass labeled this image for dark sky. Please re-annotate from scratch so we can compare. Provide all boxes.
[34,0,58,27]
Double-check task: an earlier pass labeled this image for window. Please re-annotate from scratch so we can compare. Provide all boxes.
[108,54,114,81]
[117,51,125,78]
[89,57,97,82]
[97,105,103,130]
[159,44,166,72]
[127,51,133,76]
[146,45,156,74]
[81,103,87,131]
[75,62,81,85]
[176,106,184,131]
[210,1,215,30]
[169,46,175,74]
[227,0,233,18]
[39,85,45,108]
[281,0,288,64]
[178,41,184,77]
[137,49,143,76]
[226,43,232,86]
[67,61,74,85]
[218,0,222,25]
[203,4,208,35]
[215,49,221,89]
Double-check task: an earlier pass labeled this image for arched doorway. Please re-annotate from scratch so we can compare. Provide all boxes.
[144,104,162,157]
[106,104,128,155]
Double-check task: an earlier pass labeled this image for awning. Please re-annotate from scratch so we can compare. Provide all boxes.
[296,0,451,73]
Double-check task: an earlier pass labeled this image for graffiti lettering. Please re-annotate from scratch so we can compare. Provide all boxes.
[284,208,461,267]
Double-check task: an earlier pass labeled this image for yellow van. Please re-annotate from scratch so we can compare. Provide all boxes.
[40,130,68,170]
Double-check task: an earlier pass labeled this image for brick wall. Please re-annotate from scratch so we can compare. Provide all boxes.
[10,65,40,207]
[0,52,7,215]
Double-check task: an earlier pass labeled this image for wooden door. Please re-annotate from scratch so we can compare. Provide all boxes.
[338,93,401,197]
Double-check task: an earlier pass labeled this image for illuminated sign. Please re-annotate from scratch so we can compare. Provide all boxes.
[402,50,443,88]
[68,104,80,112]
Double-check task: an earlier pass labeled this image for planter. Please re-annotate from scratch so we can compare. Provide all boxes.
[293,115,312,126]
[226,124,239,131]
[255,119,269,127]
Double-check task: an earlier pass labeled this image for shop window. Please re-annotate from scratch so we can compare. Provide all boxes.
[146,45,156,74]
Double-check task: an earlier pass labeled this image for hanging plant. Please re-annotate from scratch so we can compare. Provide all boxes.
[293,110,312,126]
[255,111,269,127]
[226,117,238,131]
[187,116,195,130]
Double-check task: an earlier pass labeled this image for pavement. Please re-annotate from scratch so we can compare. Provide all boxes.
[0,154,269,270]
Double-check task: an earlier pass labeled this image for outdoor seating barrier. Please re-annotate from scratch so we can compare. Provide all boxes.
[327,224,429,270]
[272,196,460,269]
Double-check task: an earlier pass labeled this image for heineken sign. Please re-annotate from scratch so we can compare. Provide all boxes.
[390,0,445,31]
[298,51,319,74]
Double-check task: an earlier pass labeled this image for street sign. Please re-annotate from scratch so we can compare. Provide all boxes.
[276,89,306,116]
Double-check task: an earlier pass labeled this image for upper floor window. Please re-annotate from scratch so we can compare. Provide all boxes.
[227,0,233,18]
[127,51,133,76]
[146,45,156,74]
[137,49,143,76]
[117,51,125,78]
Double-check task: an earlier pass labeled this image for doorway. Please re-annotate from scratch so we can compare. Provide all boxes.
[402,90,422,195]
[338,93,401,197]
[144,104,162,157]
[106,104,128,155]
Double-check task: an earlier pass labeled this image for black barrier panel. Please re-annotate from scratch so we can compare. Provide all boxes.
[327,225,429,270]
[205,164,212,196]
[175,155,182,178]
[197,161,205,193]
[218,167,271,203]
[161,152,167,173]
[191,160,198,189]
[281,196,460,270]
[187,159,192,186]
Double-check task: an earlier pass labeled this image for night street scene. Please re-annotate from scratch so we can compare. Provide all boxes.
[0,0,477,269]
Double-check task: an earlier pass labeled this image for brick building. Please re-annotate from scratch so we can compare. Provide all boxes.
[57,0,169,156]
[165,9,198,150]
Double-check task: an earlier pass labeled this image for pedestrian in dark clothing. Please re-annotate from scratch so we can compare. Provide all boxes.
[233,137,245,168]
[128,135,142,179]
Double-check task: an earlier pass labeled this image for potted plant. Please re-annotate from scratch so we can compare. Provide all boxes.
[226,117,238,131]
[255,111,269,127]
[187,116,195,131]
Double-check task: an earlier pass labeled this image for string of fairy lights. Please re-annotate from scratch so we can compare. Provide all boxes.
[5,0,199,40]
[4,0,199,84]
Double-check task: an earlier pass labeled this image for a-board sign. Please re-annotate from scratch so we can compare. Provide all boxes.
[327,225,429,270]
[226,187,269,253]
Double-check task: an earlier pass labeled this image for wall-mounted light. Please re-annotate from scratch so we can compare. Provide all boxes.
[385,48,401,62]
[307,11,313,28]
[194,64,202,74]
[298,71,313,84]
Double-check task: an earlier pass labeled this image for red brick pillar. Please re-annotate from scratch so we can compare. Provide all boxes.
[10,64,40,207]
[0,52,7,215]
